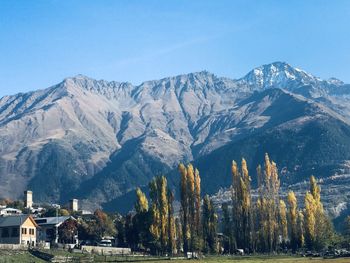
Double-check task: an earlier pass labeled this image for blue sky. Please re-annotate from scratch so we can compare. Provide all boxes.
[0,0,350,97]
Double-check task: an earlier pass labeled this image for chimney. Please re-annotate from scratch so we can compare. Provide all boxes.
[69,199,78,212]
[24,190,33,208]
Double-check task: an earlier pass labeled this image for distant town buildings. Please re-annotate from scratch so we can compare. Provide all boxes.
[0,190,91,248]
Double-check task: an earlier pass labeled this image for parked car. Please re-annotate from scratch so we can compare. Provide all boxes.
[187,252,199,259]
[235,249,244,256]
[98,239,112,247]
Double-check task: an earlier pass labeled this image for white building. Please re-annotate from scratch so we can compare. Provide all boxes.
[0,208,22,216]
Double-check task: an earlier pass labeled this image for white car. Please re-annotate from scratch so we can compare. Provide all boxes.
[98,239,112,247]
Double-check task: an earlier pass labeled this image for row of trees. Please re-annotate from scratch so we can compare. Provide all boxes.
[121,165,218,255]
[222,154,334,253]
[118,176,177,254]
[127,154,335,255]
[42,153,341,255]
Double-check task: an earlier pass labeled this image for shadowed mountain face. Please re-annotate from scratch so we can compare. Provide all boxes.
[1,62,350,214]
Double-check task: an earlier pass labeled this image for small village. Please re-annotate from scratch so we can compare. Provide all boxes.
[0,190,132,261]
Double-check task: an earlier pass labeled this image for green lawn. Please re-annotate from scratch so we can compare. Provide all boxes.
[0,251,45,263]
[142,256,350,263]
[0,251,349,263]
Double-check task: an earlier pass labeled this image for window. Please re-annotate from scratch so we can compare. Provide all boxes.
[21,228,27,235]
[29,229,35,235]
[1,228,9,238]
[12,227,19,237]
[35,219,47,224]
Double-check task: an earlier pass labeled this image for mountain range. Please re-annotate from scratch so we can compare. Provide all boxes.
[1,62,350,216]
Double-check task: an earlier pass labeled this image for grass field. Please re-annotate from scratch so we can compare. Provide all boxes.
[144,256,350,263]
[0,252,349,263]
[0,251,45,263]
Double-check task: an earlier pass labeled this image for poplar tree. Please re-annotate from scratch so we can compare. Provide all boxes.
[304,191,317,249]
[256,153,280,252]
[179,163,189,253]
[202,195,218,254]
[179,163,202,254]
[149,180,161,253]
[287,191,298,251]
[279,200,288,244]
[187,164,195,252]
[159,176,169,252]
[134,188,150,249]
[167,190,176,255]
[241,159,252,250]
[307,176,333,250]
[222,203,233,253]
[149,176,170,254]
[231,160,239,250]
[231,158,252,251]
[175,218,183,254]
[194,168,201,237]
[297,210,305,249]
[135,188,148,213]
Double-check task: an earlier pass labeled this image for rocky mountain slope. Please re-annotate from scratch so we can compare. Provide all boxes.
[0,62,350,215]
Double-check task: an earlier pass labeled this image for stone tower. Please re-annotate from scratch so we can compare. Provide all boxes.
[24,190,33,208]
[69,199,78,212]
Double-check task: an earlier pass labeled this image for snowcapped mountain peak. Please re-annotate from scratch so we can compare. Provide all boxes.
[238,61,319,90]
[327,77,344,86]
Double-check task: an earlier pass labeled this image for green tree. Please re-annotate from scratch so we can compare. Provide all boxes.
[167,190,176,255]
[115,214,127,247]
[221,202,233,253]
[179,163,189,254]
[202,195,218,254]
[179,163,202,254]
[304,191,317,249]
[125,213,138,250]
[297,210,305,249]
[287,191,298,251]
[135,188,149,213]
[231,159,253,251]
[175,218,182,255]
[304,176,334,250]
[149,176,174,255]
[134,188,152,251]
[279,200,288,245]
[255,153,280,252]
[93,209,117,239]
